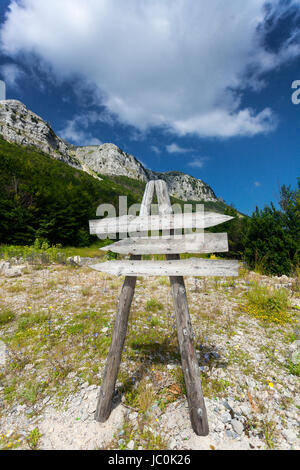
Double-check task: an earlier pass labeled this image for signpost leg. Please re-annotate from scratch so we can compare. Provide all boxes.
[95,271,137,422]
[169,259,209,436]
[155,180,209,436]
[95,181,155,423]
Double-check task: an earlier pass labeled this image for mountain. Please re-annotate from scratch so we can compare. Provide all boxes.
[73,143,149,182]
[0,100,219,203]
[0,100,79,168]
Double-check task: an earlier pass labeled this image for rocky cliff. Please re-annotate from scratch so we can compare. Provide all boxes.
[0,100,80,168]
[154,171,218,202]
[0,100,219,202]
[73,144,149,182]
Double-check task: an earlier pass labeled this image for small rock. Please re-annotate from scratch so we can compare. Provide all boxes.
[231,419,244,435]
[282,429,298,443]
[80,412,89,422]
[127,440,135,450]
[129,412,138,421]
[169,438,177,449]
[5,267,22,278]
[221,412,231,424]
[0,340,6,366]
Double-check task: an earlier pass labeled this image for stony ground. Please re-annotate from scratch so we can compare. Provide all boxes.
[0,257,299,450]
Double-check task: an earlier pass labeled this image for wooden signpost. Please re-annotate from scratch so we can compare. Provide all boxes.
[89,180,239,436]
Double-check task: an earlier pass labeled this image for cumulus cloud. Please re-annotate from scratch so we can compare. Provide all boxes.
[188,157,209,169]
[0,63,24,88]
[151,145,161,155]
[60,113,103,146]
[1,0,300,138]
[166,143,194,154]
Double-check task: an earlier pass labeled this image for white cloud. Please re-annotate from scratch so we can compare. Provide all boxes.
[254,181,261,187]
[0,63,24,88]
[188,157,209,169]
[166,143,194,154]
[1,0,300,138]
[151,145,161,155]
[60,114,102,146]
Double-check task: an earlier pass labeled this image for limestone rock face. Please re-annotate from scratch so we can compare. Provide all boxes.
[0,100,80,168]
[155,172,218,202]
[74,144,149,182]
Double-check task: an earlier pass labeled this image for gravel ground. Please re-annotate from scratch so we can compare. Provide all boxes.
[0,259,299,450]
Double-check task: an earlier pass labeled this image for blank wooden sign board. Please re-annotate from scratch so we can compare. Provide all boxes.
[89,180,238,436]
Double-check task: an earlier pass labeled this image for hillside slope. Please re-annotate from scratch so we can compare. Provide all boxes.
[0,138,140,246]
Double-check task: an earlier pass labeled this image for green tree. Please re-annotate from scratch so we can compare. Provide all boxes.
[243,180,299,275]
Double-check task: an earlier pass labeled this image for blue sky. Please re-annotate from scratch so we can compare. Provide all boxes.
[0,0,299,215]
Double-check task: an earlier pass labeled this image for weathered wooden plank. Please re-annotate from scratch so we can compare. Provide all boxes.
[155,180,209,436]
[89,211,233,236]
[140,180,156,217]
[90,258,238,277]
[94,181,155,423]
[101,232,228,255]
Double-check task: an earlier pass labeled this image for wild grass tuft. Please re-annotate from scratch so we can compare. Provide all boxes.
[145,298,164,312]
[0,308,16,326]
[243,282,292,324]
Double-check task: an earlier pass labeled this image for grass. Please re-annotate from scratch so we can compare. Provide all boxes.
[26,428,42,450]
[19,381,41,404]
[17,311,52,331]
[262,420,277,449]
[58,242,107,259]
[201,376,232,399]
[122,377,156,414]
[0,305,113,409]
[145,298,164,312]
[243,282,292,324]
[286,360,300,377]
[0,431,22,450]
[110,416,167,450]
[0,239,107,266]
[0,308,16,325]
[6,281,25,293]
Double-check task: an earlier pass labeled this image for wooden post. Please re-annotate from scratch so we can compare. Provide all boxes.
[94,181,155,422]
[155,180,209,436]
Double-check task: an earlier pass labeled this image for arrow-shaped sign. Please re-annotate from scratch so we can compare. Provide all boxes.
[101,232,228,255]
[89,212,233,236]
